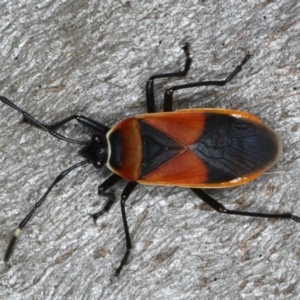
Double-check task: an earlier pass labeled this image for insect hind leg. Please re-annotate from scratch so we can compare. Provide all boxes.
[191,188,300,222]
[145,43,191,113]
[164,54,251,111]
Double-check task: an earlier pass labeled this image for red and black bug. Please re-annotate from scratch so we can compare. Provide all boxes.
[1,44,299,277]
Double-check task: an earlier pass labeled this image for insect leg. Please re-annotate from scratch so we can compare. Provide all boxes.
[89,174,123,222]
[24,114,110,135]
[191,188,300,222]
[114,181,138,277]
[0,96,109,134]
[164,54,251,111]
[0,96,85,144]
[146,43,191,113]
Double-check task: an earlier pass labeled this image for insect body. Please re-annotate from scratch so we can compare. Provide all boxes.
[105,109,280,187]
[1,44,299,277]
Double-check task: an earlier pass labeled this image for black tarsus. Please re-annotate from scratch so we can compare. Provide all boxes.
[4,236,17,262]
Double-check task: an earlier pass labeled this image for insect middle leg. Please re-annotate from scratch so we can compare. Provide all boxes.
[163,54,251,112]
[90,177,138,277]
[145,43,191,113]
[114,181,138,277]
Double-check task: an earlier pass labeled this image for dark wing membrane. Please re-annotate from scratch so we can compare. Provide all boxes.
[192,113,279,183]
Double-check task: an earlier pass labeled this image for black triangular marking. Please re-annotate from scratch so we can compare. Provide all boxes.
[140,120,183,177]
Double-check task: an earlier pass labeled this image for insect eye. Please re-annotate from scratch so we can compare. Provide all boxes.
[92,134,101,143]
[93,160,102,169]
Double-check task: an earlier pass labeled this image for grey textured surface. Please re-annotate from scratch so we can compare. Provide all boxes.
[1,1,300,299]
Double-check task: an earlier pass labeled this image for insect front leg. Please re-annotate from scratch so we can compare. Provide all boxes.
[89,174,122,222]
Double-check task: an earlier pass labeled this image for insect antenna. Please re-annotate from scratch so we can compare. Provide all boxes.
[4,160,87,262]
[0,96,85,145]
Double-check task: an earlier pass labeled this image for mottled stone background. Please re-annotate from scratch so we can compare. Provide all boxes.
[1,1,300,299]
